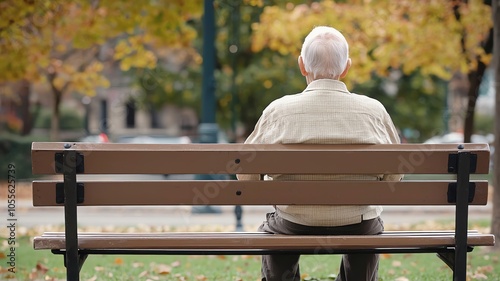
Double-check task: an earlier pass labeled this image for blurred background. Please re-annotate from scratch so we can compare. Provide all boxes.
[0,0,496,177]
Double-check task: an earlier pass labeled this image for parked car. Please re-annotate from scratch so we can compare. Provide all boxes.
[116,135,191,144]
[424,132,494,170]
[423,132,490,144]
[78,133,110,143]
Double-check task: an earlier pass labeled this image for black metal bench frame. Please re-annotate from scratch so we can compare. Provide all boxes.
[31,142,494,281]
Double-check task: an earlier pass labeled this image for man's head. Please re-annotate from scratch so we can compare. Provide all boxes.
[298,26,351,83]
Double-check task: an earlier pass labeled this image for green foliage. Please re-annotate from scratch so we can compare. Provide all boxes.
[33,107,83,130]
[0,134,49,180]
[474,113,494,135]
[131,1,307,135]
[353,72,447,142]
[126,0,492,142]
[132,63,202,112]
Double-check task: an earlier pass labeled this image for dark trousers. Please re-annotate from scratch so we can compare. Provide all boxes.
[258,212,384,281]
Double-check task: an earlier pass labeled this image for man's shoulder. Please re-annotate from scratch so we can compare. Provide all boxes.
[349,92,386,109]
[264,93,304,111]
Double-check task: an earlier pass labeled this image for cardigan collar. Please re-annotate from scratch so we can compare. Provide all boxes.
[303,79,350,95]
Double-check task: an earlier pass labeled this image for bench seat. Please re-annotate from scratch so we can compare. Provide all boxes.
[35,231,494,253]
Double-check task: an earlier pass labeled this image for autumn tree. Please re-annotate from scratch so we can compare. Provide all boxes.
[129,0,307,139]
[0,0,202,140]
[251,0,492,136]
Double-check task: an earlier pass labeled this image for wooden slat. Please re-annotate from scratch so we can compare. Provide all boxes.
[31,143,491,175]
[33,232,495,250]
[32,180,489,206]
[38,230,482,237]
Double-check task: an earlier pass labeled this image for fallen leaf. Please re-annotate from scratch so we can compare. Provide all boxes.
[0,252,6,259]
[36,262,49,274]
[395,277,410,281]
[156,264,171,275]
[392,260,402,267]
[94,266,104,272]
[28,272,38,280]
[171,261,181,267]
[381,253,392,259]
[196,275,207,281]
[476,265,494,274]
[114,258,123,265]
[133,262,144,268]
[471,273,488,280]
[138,270,148,278]
[174,273,187,281]
[85,276,97,281]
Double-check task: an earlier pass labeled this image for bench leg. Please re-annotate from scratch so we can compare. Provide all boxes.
[63,150,80,280]
[436,246,474,278]
[454,151,471,281]
[53,250,89,273]
[437,252,455,271]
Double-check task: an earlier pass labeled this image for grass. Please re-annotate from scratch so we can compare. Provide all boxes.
[3,183,497,280]
[1,232,499,280]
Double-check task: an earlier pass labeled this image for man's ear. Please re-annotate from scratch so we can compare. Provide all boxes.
[339,58,351,79]
[298,56,308,77]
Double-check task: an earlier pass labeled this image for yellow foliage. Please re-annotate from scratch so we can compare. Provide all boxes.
[0,0,202,98]
[53,76,66,91]
[251,0,492,84]
[244,0,264,7]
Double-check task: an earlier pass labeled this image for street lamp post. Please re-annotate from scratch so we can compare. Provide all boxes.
[199,0,218,144]
[192,0,222,214]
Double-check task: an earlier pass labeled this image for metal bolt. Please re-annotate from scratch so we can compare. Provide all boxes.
[236,191,242,196]
[235,159,241,164]
[64,143,72,149]
[458,144,464,150]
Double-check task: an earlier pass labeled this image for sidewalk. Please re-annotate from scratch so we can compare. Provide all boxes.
[6,199,493,230]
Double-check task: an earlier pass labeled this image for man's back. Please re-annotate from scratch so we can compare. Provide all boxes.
[243,26,395,281]
[257,79,399,146]
[243,79,401,226]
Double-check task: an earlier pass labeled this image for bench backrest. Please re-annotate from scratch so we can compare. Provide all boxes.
[32,142,490,207]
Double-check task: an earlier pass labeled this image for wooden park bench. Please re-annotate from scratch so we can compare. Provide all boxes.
[31,142,494,281]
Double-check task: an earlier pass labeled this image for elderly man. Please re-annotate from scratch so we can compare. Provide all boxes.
[238,26,402,281]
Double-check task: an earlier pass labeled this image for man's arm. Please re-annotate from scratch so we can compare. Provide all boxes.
[236,114,271,181]
[381,112,404,181]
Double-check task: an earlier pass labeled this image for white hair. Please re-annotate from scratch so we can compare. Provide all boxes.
[300,26,349,80]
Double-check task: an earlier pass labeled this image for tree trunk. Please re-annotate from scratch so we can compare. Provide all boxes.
[18,80,33,136]
[463,62,487,142]
[491,0,500,250]
[50,91,62,141]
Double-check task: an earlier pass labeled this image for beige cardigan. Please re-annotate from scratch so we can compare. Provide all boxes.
[237,79,402,226]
